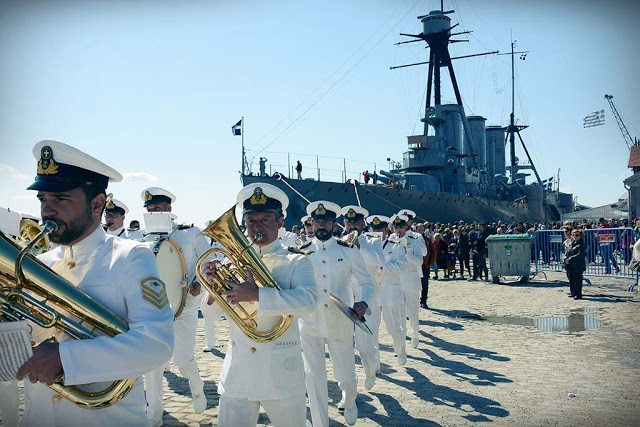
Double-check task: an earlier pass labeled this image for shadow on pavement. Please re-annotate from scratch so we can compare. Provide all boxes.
[419,319,464,331]
[361,391,440,426]
[381,367,509,421]
[422,332,511,363]
[415,341,512,386]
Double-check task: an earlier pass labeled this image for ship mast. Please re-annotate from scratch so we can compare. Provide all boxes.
[500,39,544,187]
[390,4,497,170]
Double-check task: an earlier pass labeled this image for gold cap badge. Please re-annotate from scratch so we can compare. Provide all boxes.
[346,208,357,218]
[144,191,152,202]
[249,187,267,205]
[315,203,327,216]
[372,217,381,226]
[37,145,59,175]
[106,193,115,209]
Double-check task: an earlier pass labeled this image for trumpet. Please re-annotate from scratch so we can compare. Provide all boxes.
[195,206,292,343]
[0,222,137,409]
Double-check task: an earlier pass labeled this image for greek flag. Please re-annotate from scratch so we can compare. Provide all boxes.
[541,176,554,191]
[231,119,242,136]
[583,110,605,128]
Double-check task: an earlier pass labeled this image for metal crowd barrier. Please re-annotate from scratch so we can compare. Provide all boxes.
[533,228,638,292]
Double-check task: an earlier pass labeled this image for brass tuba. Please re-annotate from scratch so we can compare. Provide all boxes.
[16,219,50,255]
[195,206,292,342]
[0,222,137,409]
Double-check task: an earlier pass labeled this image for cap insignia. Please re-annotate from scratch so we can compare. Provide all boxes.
[144,191,153,202]
[372,217,381,226]
[37,146,59,175]
[249,187,267,205]
[315,203,327,216]
[346,208,357,218]
[106,193,115,209]
[305,218,312,225]
[394,217,403,224]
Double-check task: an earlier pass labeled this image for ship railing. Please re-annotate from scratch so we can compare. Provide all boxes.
[532,228,638,291]
[244,149,393,186]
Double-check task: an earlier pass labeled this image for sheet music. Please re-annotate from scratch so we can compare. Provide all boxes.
[0,321,33,381]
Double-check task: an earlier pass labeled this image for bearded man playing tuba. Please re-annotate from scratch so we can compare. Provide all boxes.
[14,140,174,426]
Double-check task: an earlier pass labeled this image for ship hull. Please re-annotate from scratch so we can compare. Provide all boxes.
[242,175,545,229]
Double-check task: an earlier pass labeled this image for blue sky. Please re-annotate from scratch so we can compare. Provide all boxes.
[1,0,639,227]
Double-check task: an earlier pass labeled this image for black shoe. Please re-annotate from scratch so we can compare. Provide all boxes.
[420,303,428,309]
[567,293,575,298]
[574,295,583,300]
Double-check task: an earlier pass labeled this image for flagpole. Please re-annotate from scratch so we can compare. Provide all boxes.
[241,116,245,175]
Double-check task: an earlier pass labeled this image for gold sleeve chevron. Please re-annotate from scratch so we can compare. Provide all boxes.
[141,277,169,310]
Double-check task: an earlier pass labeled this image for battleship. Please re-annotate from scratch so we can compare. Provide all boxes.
[242,5,575,230]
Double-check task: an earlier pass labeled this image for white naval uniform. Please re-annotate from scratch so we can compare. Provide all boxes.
[106,226,143,241]
[392,231,427,344]
[351,234,384,382]
[379,238,410,357]
[20,226,174,427]
[144,222,210,424]
[217,239,317,427]
[278,229,299,248]
[300,237,375,427]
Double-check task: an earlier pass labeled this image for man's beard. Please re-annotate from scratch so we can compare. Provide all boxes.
[314,228,332,241]
[44,204,95,245]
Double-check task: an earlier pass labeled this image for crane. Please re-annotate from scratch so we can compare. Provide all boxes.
[604,94,637,149]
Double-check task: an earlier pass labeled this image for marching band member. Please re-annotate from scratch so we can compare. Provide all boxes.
[300,215,314,242]
[341,206,384,392]
[301,201,375,427]
[103,198,142,240]
[395,209,427,348]
[380,215,411,365]
[141,187,210,426]
[202,183,317,427]
[17,140,174,426]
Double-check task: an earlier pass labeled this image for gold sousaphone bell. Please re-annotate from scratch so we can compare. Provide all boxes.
[195,206,292,343]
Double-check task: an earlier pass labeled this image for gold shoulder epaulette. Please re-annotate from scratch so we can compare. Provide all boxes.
[388,238,401,244]
[407,234,419,239]
[177,223,194,230]
[336,239,354,248]
[288,246,313,255]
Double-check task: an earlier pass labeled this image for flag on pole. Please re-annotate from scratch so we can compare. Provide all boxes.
[232,119,242,136]
[583,110,605,128]
[541,177,554,191]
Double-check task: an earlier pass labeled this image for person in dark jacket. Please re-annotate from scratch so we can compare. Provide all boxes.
[564,228,587,299]
[457,228,471,279]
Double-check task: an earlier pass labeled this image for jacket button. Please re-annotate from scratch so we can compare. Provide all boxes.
[250,347,256,353]
[322,274,326,278]
[324,303,328,308]
[323,289,327,293]
[66,261,76,269]
[322,260,326,264]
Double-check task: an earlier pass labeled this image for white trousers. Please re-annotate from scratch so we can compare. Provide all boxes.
[200,296,225,348]
[218,394,306,427]
[354,305,381,377]
[301,335,357,427]
[381,304,406,356]
[0,380,19,427]
[145,310,203,423]
[403,291,421,339]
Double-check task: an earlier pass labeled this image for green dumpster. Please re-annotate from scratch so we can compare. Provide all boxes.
[486,234,533,283]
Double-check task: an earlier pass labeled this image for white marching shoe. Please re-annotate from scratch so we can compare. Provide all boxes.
[192,392,207,413]
[344,404,358,426]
